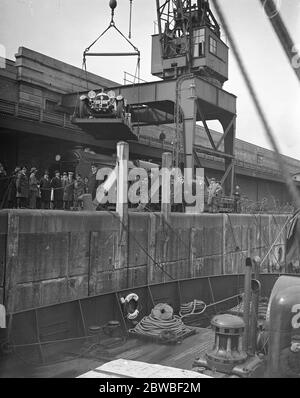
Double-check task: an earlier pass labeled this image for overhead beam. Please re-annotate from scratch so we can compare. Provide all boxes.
[62,76,237,116]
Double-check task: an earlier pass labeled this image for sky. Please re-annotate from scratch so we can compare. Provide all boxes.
[0,0,299,159]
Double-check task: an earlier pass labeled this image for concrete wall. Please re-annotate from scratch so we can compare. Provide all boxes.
[0,210,291,314]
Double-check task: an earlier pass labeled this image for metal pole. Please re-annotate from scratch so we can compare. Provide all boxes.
[85,52,139,57]
[249,256,261,354]
[243,257,252,353]
[259,0,300,83]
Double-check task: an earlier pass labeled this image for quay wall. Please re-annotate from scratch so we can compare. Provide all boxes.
[0,210,290,313]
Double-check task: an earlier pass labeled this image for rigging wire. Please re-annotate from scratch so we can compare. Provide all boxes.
[211,0,300,211]
[107,210,176,281]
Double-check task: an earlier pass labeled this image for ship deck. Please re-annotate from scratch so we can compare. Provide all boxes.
[0,327,214,378]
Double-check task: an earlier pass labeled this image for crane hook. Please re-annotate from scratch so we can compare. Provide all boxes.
[109,0,117,25]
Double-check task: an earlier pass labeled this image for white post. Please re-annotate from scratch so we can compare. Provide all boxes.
[161,152,173,220]
[116,141,129,271]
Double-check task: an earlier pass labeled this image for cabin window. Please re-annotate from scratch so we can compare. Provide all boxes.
[193,28,205,57]
[45,99,58,112]
[257,154,264,165]
[209,37,217,55]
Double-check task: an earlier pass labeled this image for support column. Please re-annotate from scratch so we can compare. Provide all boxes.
[180,79,197,175]
[179,77,198,214]
[161,152,173,220]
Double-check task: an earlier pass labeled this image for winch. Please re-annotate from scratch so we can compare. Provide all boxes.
[205,314,247,373]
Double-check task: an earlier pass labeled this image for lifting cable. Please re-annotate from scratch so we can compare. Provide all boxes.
[82,0,141,133]
[83,1,140,60]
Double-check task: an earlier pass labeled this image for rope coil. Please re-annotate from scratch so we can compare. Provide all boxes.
[179,299,206,318]
[131,303,192,341]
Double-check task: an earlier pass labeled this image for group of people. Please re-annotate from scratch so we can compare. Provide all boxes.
[207,177,241,213]
[0,163,99,210]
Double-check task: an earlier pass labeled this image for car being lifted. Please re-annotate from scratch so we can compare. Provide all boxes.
[79,90,126,119]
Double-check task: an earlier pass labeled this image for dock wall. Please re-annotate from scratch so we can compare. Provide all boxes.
[0,210,290,313]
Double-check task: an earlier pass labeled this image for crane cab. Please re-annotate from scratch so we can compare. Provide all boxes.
[152,0,229,87]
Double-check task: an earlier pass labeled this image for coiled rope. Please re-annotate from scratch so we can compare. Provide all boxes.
[131,303,192,341]
[179,300,206,318]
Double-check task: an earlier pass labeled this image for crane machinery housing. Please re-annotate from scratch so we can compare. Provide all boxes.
[152,0,228,86]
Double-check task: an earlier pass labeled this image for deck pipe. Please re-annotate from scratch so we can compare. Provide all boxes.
[243,257,252,353]
[249,256,261,354]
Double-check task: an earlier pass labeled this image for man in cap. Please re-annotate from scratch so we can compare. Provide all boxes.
[51,170,63,210]
[40,170,51,209]
[233,185,241,213]
[207,178,216,213]
[63,171,74,210]
[87,164,99,201]
[16,166,29,208]
[29,167,39,209]
[7,166,21,209]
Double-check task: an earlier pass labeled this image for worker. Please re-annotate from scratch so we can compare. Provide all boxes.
[88,164,99,201]
[207,178,216,213]
[207,178,223,213]
[233,185,241,213]
[213,180,223,213]
[74,174,85,210]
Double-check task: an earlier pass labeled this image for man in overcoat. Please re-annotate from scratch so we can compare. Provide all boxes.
[16,166,29,208]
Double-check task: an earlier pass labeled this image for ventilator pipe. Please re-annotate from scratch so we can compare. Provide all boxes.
[243,257,252,353]
[249,278,261,355]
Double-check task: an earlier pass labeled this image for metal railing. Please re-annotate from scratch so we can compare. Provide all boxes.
[0,98,81,131]
[123,71,147,85]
